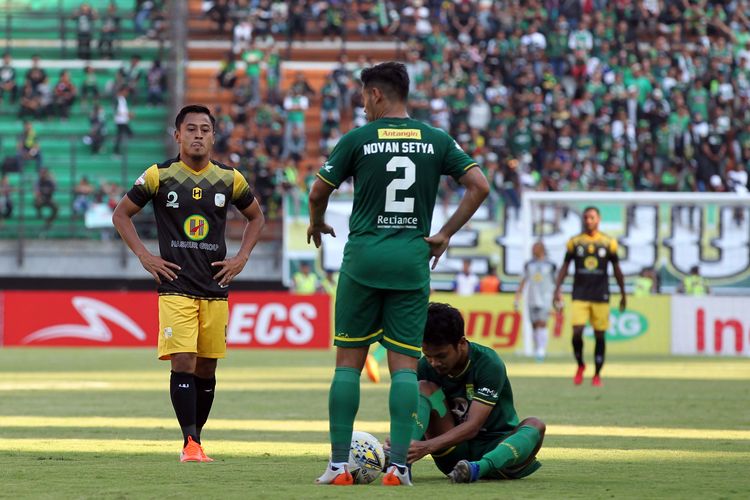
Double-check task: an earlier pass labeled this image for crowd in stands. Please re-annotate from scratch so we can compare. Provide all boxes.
[202,0,750,222]
[71,1,168,59]
[0,0,168,230]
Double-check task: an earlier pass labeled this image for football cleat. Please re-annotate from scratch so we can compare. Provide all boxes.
[179,436,204,463]
[315,463,354,485]
[365,354,381,383]
[592,374,603,387]
[573,364,586,385]
[382,464,412,486]
[198,443,214,462]
[448,459,480,483]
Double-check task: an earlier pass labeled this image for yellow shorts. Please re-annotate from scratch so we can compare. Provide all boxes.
[157,295,228,360]
[571,300,610,331]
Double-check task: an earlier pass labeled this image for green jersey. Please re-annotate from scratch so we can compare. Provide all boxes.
[317,117,477,290]
[418,342,520,439]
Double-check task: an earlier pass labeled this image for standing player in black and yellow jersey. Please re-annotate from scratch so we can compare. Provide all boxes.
[112,105,264,462]
[553,207,625,387]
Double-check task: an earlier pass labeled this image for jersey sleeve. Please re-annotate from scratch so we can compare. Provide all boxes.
[472,355,505,407]
[317,135,355,188]
[231,169,255,210]
[126,164,159,207]
[608,237,619,263]
[441,134,479,181]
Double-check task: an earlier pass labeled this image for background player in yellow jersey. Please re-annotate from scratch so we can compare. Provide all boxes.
[553,207,625,386]
[112,105,264,461]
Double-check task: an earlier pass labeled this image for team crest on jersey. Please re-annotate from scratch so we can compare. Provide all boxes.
[576,246,585,256]
[215,193,226,207]
[184,214,209,241]
[192,187,202,200]
[598,247,607,258]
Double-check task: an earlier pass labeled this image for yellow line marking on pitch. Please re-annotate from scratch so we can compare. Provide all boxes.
[1,360,748,383]
[506,361,750,380]
[2,417,749,441]
[0,439,748,461]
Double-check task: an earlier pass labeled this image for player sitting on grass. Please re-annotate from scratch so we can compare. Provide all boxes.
[407,302,546,483]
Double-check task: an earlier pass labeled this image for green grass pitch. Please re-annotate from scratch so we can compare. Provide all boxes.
[0,349,748,499]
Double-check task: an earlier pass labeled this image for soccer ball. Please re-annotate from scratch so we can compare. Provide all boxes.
[349,431,386,484]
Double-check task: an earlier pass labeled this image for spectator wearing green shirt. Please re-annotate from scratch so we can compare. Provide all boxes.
[242,44,264,105]
[283,87,309,150]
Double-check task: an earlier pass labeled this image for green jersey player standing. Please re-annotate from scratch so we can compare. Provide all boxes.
[308,62,489,486]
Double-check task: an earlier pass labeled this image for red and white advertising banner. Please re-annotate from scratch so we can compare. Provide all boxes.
[0,291,330,349]
[671,296,750,356]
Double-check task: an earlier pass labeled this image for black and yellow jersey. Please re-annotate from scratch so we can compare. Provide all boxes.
[564,231,619,302]
[127,156,255,299]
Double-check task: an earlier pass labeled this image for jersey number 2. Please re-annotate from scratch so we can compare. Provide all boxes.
[384,156,415,213]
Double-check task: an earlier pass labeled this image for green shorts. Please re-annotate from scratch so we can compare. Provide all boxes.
[333,272,429,358]
[431,432,542,480]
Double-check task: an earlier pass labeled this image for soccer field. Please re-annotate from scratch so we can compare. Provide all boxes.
[0,349,748,499]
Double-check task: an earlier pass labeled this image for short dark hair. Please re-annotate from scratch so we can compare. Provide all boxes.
[360,62,410,102]
[583,206,600,216]
[175,104,216,131]
[423,303,465,347]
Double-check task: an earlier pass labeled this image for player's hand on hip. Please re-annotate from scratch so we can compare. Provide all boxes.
[424,232,450,270]
[407,439,431,463]
[138,253,180,284]
[619,295,627,312]
[306,223,336,248]
[212,255,248,288]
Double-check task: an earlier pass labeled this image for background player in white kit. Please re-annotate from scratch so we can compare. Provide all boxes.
[514,242,557,361]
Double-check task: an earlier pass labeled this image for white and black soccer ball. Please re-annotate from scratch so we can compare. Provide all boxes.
[349,431,386,484]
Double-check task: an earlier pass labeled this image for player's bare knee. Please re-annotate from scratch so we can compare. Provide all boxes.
[521,417,546,437]
[194,357,218,378]
[594,330,605,340]
[170,353,197,373]
[418,379,441,396]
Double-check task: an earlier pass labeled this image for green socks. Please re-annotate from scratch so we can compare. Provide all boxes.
[476,425,541,477]
[389,369,418,465]
[412,388,448,441]
[329,367,361,462]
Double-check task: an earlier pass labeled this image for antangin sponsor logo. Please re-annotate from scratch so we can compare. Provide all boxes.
[377,128,422,140]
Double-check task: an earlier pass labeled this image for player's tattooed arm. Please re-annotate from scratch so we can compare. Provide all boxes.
[306,178,336,248]
[212,198,265,287]
[112,194,181,284]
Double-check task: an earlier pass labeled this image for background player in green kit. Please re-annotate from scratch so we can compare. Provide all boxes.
[408,303,546,483]
[307,62,489,486]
